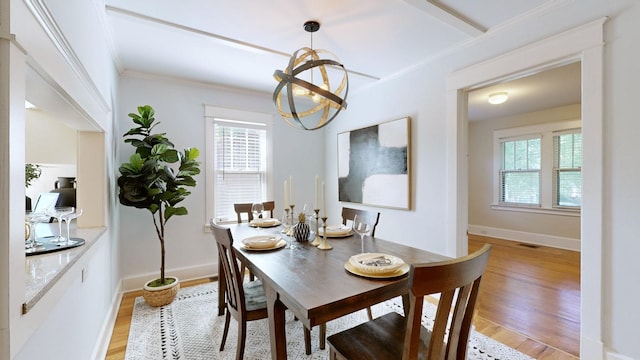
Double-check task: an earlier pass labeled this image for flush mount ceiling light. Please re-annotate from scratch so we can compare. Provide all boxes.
[488,92,509,105]
[273,20,349,131]
[25,100,37,109]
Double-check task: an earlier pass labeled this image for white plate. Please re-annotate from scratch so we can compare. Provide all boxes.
[318,225,353,238]
[249,218,282,228]
[348,253,406,275]
[240,238,287,251]
[242,235,281,249]
[344,261,410,279]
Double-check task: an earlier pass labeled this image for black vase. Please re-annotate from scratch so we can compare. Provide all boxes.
[50,177,76,208]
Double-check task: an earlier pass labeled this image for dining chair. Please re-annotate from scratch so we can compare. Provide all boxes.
[341,206,381,320]
[327,243,492,360]
[210,220,314,358]
[262,200,275,218]
[233,201,276,281]
[341,207,380,237]
[233,202,254,223]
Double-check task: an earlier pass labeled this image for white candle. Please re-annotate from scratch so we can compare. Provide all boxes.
[314,174,319,209]
[284,180,288,207]
[322,181,326,218]
[289,176,294,205]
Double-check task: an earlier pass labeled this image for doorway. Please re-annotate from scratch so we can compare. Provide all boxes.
[446,19,605,356]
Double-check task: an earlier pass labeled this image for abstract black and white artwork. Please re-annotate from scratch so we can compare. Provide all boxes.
[338,117,410,209]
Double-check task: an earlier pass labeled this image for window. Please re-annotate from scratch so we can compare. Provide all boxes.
[205,106,273,224]
[493,120,581,214]
[499,136,541,205]
[553,131,582,207]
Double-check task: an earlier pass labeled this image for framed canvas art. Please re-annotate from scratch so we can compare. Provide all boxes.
[337,117,410,209]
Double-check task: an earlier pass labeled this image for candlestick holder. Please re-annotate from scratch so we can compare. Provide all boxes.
[287,205,295,236]
[310,209,321,246]
[283,208,291,234]
[317,216,332,250]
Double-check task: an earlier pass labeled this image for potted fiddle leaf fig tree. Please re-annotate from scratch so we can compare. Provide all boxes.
[117,105,200,307]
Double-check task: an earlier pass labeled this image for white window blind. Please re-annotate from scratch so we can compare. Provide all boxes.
[214,120,267,221]
[553,131,582,207]
[499,136,541,205]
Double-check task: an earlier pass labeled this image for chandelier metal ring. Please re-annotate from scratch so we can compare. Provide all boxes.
[273,21,349,131]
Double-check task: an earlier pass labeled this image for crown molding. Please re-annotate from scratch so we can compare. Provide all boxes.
[23,0,110,114]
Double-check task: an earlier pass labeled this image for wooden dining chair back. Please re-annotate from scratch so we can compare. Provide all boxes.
[211,220,268,359]
[262,201,275,218]
[341,207,381,237]
[233,203,254,223]
[327,243,492,360]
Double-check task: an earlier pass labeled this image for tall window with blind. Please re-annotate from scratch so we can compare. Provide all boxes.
[214,120,266,221]
[553,131,582,207]
[492,119,581,213]
[499,136,541,206]
[205,106,273,224]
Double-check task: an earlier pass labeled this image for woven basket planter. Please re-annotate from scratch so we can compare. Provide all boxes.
[143,276,180,307]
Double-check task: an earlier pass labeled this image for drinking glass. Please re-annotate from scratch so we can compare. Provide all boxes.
[45,207,75,243]
[352,214,372,254]
[25,211,49,252]
[61,208,83,245]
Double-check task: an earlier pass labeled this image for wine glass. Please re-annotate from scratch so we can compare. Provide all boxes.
[251,202,265,221]
[45,207,75,243]
[25,211,49,252]
[352,215,372,254]
[61,208,83,245]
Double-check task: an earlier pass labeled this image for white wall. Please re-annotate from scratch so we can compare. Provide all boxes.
[117,75,324,288]
[2,0,120,359]
[323,2,640,359]
[602,3,640,357]
[468,104,581,242]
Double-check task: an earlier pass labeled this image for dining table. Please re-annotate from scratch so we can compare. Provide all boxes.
[216,222,449,360]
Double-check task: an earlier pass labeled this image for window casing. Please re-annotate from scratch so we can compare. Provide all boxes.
[493,119,581,214]
[205,106,273,224]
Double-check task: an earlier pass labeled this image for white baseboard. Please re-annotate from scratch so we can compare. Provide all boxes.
[606,350,635,360]
[467,225,580,251]
[92,281,123,360]
[120,263,218,292]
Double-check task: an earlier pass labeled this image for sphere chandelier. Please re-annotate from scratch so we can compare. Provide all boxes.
[273,21,349,131]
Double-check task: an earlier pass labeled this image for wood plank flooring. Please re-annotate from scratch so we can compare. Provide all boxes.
[105,236,579,359]
[469,234,580,359]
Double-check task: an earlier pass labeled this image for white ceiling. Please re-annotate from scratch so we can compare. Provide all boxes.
[50,0,581,123]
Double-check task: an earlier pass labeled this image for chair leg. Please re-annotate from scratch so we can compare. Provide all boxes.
[220,312,231,351]
[303,326,312,355]
[366,306,373,320]
[236,320,247,360]
[319,323,326,350]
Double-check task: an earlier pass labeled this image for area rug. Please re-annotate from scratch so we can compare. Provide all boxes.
[125,282,533,360]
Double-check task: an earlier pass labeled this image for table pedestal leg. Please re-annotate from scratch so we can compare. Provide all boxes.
[265,284,287,359]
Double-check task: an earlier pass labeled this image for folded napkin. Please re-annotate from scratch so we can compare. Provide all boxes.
[250,218,279,227]
[320,224,351,236]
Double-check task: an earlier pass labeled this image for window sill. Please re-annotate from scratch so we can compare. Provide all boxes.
[490,204,580,217]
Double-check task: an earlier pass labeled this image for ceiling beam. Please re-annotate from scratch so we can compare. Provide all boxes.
[403,0,486,37]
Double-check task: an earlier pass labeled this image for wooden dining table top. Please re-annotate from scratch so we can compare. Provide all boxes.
[220,222,449,359]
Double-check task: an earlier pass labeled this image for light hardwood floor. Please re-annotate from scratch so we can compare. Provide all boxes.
[105,236,579,359]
